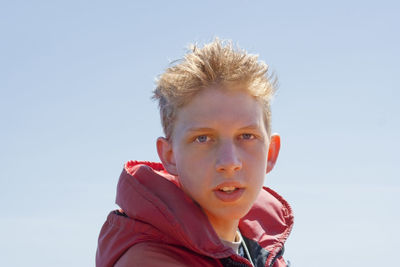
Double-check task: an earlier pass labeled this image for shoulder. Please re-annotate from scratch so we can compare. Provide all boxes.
[115,242,202,267]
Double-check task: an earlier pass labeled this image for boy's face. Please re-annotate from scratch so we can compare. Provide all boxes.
[158,86,275,226]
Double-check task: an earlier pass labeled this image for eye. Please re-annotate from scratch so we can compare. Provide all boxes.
[240,133,255,140]
[195,135,211,143]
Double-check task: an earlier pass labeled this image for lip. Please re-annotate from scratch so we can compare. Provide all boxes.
[213,181,245,202]
[214,181,244,191]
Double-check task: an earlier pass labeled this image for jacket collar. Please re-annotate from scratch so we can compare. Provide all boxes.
[117,160,293,260]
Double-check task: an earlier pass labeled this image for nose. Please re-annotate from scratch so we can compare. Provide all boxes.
[215,141,242,174]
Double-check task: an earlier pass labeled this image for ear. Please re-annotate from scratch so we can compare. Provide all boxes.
[156,137,178,176]
[266,134,281,174]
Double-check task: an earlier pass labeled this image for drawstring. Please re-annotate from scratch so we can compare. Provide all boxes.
[238,230,254,267]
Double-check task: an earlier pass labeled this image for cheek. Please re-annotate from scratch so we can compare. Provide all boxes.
[177,146,212,170]
[244,145,268,169]
[174,151,206,187]
[178,159,217,199]
[243,149,268,188]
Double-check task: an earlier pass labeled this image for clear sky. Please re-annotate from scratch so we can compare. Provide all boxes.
[1,1,399,266]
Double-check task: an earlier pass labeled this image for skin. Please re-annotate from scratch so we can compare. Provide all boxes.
[157,85,280,242]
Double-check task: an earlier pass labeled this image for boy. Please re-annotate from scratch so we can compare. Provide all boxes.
[96,39,293,267]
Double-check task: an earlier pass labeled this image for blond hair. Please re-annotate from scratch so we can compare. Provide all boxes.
[153,38,276,139]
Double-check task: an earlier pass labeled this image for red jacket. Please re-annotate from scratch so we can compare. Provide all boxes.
[96,161,294,267]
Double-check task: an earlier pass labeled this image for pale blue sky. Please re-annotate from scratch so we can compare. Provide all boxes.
[1,1,399,266]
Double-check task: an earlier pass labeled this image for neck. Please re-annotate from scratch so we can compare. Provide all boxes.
[207,215,239,242]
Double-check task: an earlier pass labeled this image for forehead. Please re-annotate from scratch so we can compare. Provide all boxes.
[173,87,266,135]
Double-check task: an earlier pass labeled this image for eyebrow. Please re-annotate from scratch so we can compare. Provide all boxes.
[186,124,262,133]
[186,127,215,133]
[238,124,262,131]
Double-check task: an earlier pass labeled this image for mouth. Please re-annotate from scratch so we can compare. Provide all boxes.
[214,183,245,202]
[218,186,240,194]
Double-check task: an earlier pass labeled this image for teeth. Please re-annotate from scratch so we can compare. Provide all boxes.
[220,186,236,192]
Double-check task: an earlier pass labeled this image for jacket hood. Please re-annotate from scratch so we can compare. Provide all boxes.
[117,160,231,258]
[97,160,294,266]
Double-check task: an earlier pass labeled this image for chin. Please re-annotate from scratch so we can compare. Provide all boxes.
[218,204,253,221]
